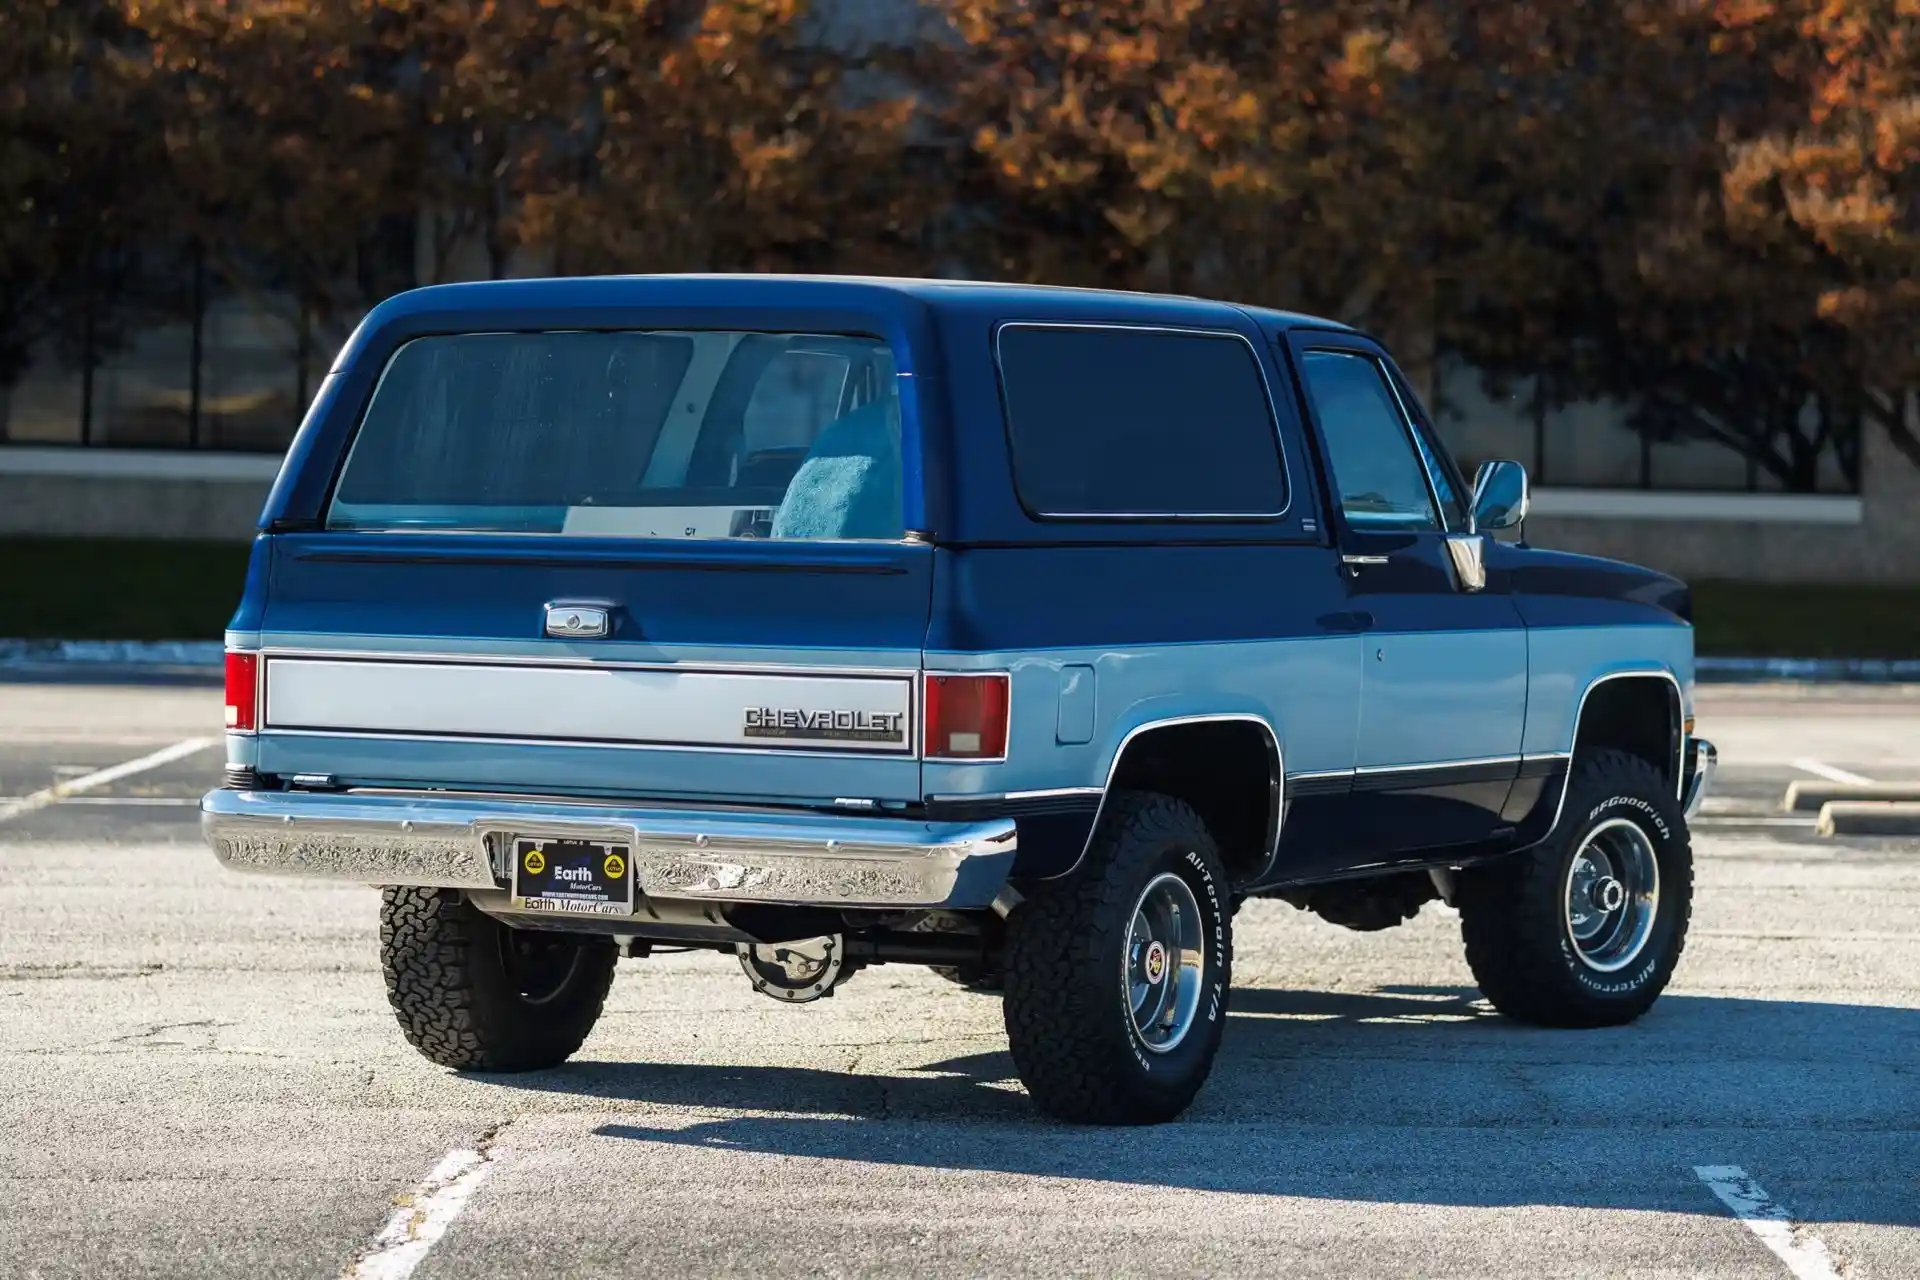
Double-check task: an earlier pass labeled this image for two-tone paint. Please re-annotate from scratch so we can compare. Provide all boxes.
[226,275,1696,901]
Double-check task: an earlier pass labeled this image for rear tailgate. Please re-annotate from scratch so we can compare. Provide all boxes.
[251,535,930,805]
[240,320,933,807]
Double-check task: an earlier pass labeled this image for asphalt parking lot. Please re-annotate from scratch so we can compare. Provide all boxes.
[1,679,1915,1278]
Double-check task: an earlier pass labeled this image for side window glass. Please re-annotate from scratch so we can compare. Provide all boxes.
[1299,350,1441,533]
[997,325,1288,518]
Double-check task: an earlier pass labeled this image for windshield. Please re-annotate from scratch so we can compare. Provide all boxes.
[327,330,903,541]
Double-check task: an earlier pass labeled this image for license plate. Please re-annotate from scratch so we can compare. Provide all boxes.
[509,838,634,916]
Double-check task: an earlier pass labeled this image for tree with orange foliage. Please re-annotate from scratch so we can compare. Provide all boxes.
[1712,0,1920,468]
[928,0,1917,488]
[133,0,417,397]
[12,0,1915,491]
[0,0,164,435]
[924,2,1714,397]
[1443,0,1920,490]
[349,0,597,284]
[128,0,924,407]
[513,0,923,276]
[927,0,1454,361]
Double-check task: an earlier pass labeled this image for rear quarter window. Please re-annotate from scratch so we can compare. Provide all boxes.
[995,325,1288,518]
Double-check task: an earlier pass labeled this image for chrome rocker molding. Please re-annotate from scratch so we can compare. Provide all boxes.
[201,788,1018,910]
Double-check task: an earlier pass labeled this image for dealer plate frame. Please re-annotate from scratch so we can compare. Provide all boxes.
[507,835,636,917]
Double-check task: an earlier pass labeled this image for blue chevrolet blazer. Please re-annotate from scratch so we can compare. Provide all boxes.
[203,274,1716,1124]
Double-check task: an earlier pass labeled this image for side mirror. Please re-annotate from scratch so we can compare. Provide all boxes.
[1470,459,1529,534]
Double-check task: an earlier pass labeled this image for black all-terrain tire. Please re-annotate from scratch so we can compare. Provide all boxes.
[1003,791,1232,1125]
[1456,748,1693,1028]
[380,887,618,1071]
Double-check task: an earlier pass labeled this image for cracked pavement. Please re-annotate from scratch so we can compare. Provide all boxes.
[0,680,1916,1278]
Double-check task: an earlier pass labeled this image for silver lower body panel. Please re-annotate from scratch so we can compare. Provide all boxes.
[201,788,1017,910]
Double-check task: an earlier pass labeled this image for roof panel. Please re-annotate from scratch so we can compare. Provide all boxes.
[363,274,1349,332]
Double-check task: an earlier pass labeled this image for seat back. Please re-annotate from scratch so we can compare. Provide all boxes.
[768,400,903,541]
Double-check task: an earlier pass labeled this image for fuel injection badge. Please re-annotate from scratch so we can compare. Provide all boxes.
[743,707,905,744]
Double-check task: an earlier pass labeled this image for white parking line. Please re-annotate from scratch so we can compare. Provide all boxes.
[1791,757,1876,786]
[343,1140,500,1280]
[1693,1166,1843,1280]
[0,737,217,824]
[0,796,199,807]
[66,796,202,807]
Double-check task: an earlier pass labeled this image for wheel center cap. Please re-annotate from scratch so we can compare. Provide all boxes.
[1143,941,1168,985]
[1592,876,1626,913]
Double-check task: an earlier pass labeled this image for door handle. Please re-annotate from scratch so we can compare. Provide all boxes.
[1341,554,1389,579]
[545,602,612,638]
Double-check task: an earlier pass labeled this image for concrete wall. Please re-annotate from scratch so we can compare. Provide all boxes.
[0,449,275,541]
[1520,424,1919,585]
[2,437,1916,585]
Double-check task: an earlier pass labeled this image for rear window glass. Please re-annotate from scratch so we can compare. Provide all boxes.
[996,325,1288,518]
[328,330,903,541]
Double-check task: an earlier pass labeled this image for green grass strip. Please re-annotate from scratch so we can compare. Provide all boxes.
[0,537,251,640]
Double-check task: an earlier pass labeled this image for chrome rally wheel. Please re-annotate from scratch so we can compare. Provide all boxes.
[1125,872,1206,1053]
[1564,817,1661,974]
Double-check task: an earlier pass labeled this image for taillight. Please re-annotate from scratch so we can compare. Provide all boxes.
[225,651,258,732]
[924,673,1010,760]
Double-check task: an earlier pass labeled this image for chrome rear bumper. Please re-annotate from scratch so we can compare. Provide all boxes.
[201,788,1017,910]
[1683,737,1717,819]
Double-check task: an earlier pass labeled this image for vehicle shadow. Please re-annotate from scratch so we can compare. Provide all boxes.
[501,985,1919,1226]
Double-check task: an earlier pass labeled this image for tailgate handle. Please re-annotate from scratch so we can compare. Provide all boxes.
[544,602,612,639]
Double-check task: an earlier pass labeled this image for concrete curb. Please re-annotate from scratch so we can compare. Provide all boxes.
[1783,782,1920,813]
[0,640,224,686]
[1816,801,1920,836]
[0,640,224,667]
[1698,657,1920,683]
